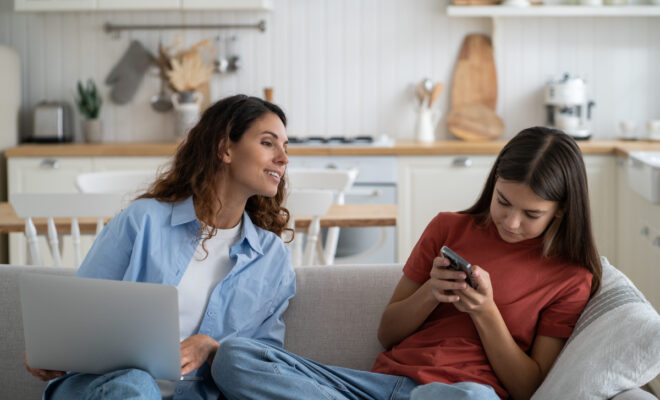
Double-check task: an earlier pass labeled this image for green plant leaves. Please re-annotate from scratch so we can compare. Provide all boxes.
[76,79,102,120]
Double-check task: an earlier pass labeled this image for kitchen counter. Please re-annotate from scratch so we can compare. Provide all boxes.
[6,140,660,157]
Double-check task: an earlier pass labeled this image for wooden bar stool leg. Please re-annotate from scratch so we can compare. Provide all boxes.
[25,217,42,266]
[303,217,321,266]
[71,217,82,267]
[47,218,63,267]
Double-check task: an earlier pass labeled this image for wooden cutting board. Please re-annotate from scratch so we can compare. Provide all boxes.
[450,34,497,110]
[447,104,504,142]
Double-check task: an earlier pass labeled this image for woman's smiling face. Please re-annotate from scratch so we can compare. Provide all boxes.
[221,112,288,199]
[489,178,561,243]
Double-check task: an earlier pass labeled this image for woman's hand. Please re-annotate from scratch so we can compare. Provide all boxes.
[23,352,65,382]
[180,334,220,376]
[428,255,472,303]
[428,257,496,316]
[452,265,496,316]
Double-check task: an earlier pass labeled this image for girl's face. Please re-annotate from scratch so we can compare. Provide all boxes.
[490,178,561,243]
[221,112,288,198]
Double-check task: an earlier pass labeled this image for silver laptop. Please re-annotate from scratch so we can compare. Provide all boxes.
[20,273,181,381]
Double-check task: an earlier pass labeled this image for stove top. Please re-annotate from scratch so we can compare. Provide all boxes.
[287,135,394,147]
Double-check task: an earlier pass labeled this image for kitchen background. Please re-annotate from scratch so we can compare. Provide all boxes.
[1,0,659,144]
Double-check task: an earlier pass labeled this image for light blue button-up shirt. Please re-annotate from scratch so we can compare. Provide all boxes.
[55,196,295,399]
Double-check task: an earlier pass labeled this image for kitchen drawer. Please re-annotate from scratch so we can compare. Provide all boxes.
[8,157,94,194]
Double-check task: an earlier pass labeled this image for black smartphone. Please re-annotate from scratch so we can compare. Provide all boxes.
[440,246,477,289]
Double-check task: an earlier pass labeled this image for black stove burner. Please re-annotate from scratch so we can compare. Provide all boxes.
[286,136,375,145]
[287,137,307,144]
[353,136,374,144]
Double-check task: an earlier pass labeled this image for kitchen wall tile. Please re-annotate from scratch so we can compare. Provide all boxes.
[0,0,658,143]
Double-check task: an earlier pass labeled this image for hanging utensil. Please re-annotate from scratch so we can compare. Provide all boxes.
[150,35,173,112]
[213,35,229,74]
[151,75,173,112]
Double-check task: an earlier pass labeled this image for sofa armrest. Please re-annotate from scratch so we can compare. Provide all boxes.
[611,388,658,400]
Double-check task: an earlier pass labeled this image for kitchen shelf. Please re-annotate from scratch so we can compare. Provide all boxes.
[446,5,660,17]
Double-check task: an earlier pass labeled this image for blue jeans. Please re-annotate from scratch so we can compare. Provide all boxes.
[46,368,160,400]
[213,337,500,400]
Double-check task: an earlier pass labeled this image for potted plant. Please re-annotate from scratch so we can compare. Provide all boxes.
[76,79,103,143]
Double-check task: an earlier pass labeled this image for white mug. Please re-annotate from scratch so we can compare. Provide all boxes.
[647,120,660,141]
[619,121,638,140]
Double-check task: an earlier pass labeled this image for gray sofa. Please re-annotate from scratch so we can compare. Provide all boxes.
[1,264,657,399]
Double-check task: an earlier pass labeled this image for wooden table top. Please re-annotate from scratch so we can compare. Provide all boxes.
[0,202,397,233]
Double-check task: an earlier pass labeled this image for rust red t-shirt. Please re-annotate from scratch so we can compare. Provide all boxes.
[371,212,592,399]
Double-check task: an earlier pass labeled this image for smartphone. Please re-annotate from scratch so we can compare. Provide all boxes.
[440,246,477,289]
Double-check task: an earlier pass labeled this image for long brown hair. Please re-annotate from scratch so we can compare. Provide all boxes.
[462,127,602,295]
[139,94,292,250]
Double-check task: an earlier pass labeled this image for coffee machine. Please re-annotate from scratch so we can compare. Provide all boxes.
[545,73,595,140]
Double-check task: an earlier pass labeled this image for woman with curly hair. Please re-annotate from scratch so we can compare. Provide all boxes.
[25,95,295,400]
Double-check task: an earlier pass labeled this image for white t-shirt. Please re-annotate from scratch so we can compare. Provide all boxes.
[178,220,243,341]
[160,220,242,398]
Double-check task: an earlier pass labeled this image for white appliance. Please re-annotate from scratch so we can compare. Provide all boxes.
[0,45,20,263]
[287,155,398,264]
[0,45,20,153]
[545,73,595,140]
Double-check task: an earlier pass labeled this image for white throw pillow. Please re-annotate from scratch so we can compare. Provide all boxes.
[532,257,660,400]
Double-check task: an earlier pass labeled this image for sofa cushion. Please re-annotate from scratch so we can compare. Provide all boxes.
[0,265,75,399]
[283,264,401,371]
[532,257,660,400]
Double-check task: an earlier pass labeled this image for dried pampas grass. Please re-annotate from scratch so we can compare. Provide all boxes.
[162,38,214,92]
[166,52,213,92]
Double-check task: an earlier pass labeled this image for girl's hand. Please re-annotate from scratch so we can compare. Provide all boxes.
[428,255,472,303]
[23,352,65,382]
[180,334,220,376]
[452,265,496,316]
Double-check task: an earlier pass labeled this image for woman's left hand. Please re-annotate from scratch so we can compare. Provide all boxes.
[452,265,496,316]
[180,334,220,376]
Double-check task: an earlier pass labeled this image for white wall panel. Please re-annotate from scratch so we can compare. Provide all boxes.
[0,0,659,143]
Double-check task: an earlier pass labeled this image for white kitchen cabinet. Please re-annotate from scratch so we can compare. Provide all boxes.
[14,0,94,11]
[397,154,618,265]
[7,156,171,266]
[97,0,180,10]
[397,155,496,261]
[8,157,94,194]
[616,157,660,311]
[182,0,273,10]
[92,156,170,172]
[15,0,272,11]
[583,155,618,265]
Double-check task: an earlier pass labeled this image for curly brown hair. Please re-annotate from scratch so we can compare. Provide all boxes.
[138,94,292,254]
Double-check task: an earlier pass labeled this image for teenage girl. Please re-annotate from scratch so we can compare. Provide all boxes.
[212,126,602,400]
[24,95,295,400]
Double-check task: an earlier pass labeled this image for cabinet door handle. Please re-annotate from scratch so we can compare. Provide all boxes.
[39,158,60,169]
[452,156,472,168]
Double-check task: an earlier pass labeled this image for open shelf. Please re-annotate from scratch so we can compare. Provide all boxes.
[446,5,660,17]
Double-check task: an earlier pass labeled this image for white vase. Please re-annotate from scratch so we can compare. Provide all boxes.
[172,91,203,139]
[82,119,103,143]
[415,107,439,143]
